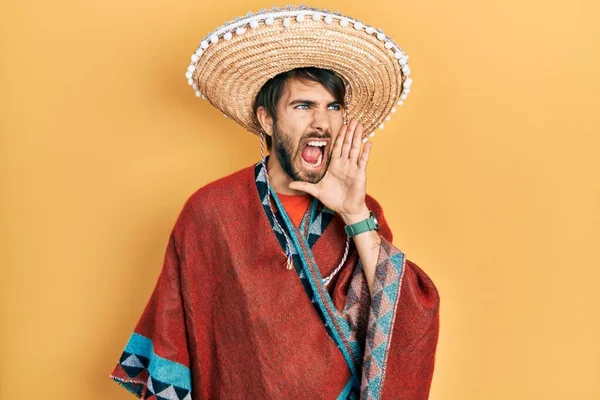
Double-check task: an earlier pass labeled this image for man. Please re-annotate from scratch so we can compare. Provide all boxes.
[110,6,439,400]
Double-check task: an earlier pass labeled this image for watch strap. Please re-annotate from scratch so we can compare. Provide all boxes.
[344,211,378,237]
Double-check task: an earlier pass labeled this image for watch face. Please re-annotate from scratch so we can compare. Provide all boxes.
[370,211,380,230]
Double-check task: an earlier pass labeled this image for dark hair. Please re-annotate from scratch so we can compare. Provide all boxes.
[253,67,346,150]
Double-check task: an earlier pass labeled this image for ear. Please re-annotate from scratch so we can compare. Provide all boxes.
[256,106,274,137]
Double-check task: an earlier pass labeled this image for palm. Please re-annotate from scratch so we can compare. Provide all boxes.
[289,119,372,216]
[310,155,366,215]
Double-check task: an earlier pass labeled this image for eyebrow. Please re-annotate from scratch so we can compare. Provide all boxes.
[288,99,342,107]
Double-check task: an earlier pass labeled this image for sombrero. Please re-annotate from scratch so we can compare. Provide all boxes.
[185,5,412,137]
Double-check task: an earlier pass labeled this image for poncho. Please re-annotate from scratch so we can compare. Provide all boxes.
[110,161,440,399]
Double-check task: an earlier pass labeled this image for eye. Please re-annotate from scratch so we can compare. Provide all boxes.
[328,104,342,111]
[294,104,309,110]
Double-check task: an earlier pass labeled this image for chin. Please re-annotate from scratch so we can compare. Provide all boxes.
[303,173,324,184]
[293,160,327,184]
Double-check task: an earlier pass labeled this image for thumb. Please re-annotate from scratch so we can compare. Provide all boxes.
[288,181,319,197]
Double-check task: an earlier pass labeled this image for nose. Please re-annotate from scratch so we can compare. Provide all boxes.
[309,108,330,134]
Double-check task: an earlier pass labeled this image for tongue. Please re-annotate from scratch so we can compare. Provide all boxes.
[301,145,321,164]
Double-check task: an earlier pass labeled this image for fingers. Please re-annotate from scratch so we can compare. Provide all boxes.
[358,140,372,170]
[332,123,348,159]
[341,119,358,159]
[349,122,364,163]
[335,118,366,164]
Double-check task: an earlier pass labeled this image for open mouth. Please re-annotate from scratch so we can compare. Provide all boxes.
[300,139,328,169]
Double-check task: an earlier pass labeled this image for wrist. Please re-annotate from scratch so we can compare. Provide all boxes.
[340,205,370,225]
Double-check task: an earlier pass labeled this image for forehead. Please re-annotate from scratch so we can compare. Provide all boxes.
[280,78,337,102]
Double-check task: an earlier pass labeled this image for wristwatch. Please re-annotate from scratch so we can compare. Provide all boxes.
[344,211,379,237]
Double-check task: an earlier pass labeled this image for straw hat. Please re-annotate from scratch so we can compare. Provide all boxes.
[185,5,412,137]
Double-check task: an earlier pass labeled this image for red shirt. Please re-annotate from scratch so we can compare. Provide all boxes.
[277,193,312,227]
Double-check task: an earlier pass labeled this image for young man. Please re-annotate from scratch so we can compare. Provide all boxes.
[110,6,439,400]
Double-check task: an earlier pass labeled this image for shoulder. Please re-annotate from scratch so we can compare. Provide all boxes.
[187,164,255,206]
[174,164,256,229]
[403,258,440,309]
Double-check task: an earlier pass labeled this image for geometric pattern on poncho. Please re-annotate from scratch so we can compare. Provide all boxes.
[110,332,192,400]
[359,243,405,400]
[254,161,334,252]
[256,162,366,393]
[255,162,363,387]
[254,161,405,400]
[111,351,192,400]
[142,375,192,400]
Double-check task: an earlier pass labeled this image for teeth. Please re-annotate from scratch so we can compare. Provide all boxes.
[307,141,327,147]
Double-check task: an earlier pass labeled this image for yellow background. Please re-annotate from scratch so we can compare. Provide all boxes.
[1,0,599,399]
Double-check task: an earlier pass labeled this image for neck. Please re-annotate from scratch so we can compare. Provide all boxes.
[265,154,307,196]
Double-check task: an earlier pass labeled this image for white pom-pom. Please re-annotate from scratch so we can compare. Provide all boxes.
[404,78,412,88]
[185,71,192,79]
[362,137,369,144]
[224,32,233,40]
[192,83,198,90]
[312,13,321,21]
[283,18,291,27]
[195,90,202,98]
[191,54,199,63]
[394,51,402,59]
[296,14,305,23]
[385,116,391,121]
[187,65,195,72]
[397,100,404,106]
[399,57,408,66]
[400,93,408,100]
[354,21,363,30]
[250,20,259,29]
[340,18,349,27]
[369,132,375,137]
[403,88,411,94]
[385,42,393,49]
[187,78,194,85]
[195,48,203,56]
[210,34,218,44]
[236,27,246,35]
[201,40,209,49]
[366,26,375,34]
[377,32,385,41]
[265,17,274,26]
[402,65,411,75]
[378,123,385,130]
[324,15,333,24]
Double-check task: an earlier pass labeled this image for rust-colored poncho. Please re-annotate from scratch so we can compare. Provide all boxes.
[110,162,440,399]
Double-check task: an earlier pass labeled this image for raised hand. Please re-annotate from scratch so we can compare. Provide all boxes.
[289,118,372,220]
